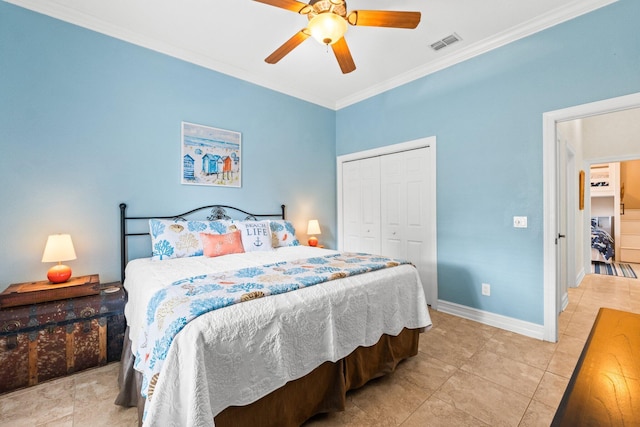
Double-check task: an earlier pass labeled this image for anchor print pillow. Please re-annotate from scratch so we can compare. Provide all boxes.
[236,220,274,252]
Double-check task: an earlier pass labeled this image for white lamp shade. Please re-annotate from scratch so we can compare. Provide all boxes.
[42,234,77,263]
[307,220,321,236]
[308,13,347,45]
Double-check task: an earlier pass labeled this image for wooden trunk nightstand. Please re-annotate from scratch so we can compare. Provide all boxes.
[0,275,126,394]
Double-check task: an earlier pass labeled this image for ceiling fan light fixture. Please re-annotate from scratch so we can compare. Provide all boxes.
[308,13,347,45]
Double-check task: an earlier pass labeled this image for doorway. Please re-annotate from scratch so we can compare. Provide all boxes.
[556,137,576,316]
[543,92,640,342]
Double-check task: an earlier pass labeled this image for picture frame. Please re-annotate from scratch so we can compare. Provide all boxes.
[579,170,585,210]
[181,121,242,188]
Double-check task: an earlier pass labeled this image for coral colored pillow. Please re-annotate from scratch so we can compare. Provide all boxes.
[200,231,245,258]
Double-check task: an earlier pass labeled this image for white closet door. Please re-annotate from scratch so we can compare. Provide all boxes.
[381,148,432,301]
[342,156,381,254]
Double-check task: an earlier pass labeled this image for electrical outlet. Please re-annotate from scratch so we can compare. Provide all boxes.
[513,216,528,228]
[482,283,491,296]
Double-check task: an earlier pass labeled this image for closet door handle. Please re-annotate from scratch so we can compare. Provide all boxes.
[558,234,566,238]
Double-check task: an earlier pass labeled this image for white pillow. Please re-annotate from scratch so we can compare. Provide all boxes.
[270,220,301,247]
[236,220,274,252]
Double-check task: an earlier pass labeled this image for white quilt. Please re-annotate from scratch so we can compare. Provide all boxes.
[124,246,432,427]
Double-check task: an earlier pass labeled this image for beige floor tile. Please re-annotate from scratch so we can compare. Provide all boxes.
[460,349,545,398]
[35,414,74,427]
[557,310,572,333]
[588,277,630,291]
[348,368,432,426]
[563,317,596,341]
[568,308,599,325]
[532,372,569,410]
[401,397,490,427]
[418,319,493,368]
[393,351,457,395]
[546,334,585,378]
[483,329,556,371]
[567,286,584,299]
[518,400,556,427]
[304,397,381,427]
[562,298,578,314]
[0,376,75,427]
[427,309,459,329]
[572,299,606,317]
[546,349,579,379]
[581,296,635,313]
[434,370,530,426]
[457,317,500,340]
[418,327,481,368]
[73,364,138,426]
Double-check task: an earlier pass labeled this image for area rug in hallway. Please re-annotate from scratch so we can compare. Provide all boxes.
[591,262,637,278]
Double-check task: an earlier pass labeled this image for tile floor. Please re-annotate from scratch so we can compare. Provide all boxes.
[1,267,638,426]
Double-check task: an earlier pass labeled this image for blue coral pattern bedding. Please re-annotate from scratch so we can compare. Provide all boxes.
[134,252,411,405]
[591,218,614,261]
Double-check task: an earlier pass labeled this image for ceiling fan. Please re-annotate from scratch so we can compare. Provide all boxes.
[254,0,421,74]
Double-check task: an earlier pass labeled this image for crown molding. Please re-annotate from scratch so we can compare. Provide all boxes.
[6,0,618,111]
[335,0,618,110]
[4,0,337,109]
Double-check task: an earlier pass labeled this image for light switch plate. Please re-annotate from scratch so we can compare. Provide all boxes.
[513,216,528,228]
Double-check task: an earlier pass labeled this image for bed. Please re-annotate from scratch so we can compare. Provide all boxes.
[590,163,615,196]
[591,217,614,264]
[114,203,432,426]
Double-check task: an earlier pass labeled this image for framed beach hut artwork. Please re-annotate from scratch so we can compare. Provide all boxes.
[181,122,242,188]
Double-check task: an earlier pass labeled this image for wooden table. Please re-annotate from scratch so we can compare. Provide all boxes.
[0,280,126,394]
[552,308,640,425]
[0,274,100,308]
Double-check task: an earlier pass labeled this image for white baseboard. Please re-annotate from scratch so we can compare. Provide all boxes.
[575,267,585,286]
[436,300,546,341]
[561,292,569,312]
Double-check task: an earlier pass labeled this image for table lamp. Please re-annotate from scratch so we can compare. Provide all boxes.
[306,220,321,247]
[41,234,77,283]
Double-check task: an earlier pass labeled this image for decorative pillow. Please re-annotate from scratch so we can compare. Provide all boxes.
[236,220,274,252]
[200,231,245,258]
[270,220,300,247]
[149,219,234,260]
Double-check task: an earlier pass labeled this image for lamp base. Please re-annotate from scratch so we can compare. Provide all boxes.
[308,236,318,247]
[47,264,72,284]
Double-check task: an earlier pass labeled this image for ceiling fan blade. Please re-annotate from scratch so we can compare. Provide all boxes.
[253,0,312,14]
[331,37,356,74]
[265,29,311,64]
[347,11,421,29]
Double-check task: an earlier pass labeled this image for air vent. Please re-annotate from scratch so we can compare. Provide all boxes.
[430,33,461,51]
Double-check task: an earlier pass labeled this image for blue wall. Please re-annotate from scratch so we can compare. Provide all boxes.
[0,2,336,289]
[336,0,640,324]
[2,1,639,328]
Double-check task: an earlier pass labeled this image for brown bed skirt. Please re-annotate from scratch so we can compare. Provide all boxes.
[115,327,422,426]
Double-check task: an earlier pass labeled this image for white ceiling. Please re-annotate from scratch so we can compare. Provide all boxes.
[8,0,616,110]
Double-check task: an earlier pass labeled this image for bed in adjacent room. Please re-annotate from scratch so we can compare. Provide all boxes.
[591,217,614,264]
[114,203,432,427]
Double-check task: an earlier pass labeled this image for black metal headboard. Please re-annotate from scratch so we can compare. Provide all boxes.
[119,203,286,283]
